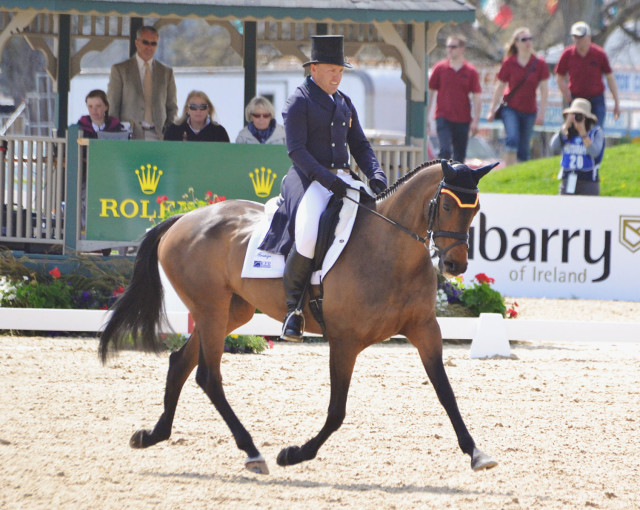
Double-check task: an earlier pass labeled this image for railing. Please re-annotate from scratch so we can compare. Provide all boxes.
[0,131,422,253]
[0,135,66,252]
[351,144,424,183]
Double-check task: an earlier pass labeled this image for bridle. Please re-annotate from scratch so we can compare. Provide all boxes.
[344,177,479,270]
[426,179,479,270]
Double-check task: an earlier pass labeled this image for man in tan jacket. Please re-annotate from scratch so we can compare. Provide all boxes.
[107,25,178,140]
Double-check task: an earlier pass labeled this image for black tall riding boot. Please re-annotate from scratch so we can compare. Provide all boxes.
[280,245,314,341]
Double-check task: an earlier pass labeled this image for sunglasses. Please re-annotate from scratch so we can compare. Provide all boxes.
[573,113,584,122]
[139,39,158,47]
[188,104,208,111]
[251,113,271,119]
[519,37,533,42]
[446,44,459,49]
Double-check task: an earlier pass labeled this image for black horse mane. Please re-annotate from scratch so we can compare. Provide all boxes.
[375,158,446,201]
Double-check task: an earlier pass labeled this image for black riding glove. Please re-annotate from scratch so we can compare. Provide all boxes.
[369,178,387,195]
[329,178,348,198]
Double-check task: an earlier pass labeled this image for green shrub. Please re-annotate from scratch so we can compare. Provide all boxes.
[224,334,270,353]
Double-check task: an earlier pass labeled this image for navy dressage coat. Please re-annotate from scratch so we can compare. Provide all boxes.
[259,76,387,256]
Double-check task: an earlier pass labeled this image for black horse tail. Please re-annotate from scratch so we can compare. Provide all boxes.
[99,215,183,363]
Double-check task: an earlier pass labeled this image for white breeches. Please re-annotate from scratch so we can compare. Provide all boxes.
[295,170,363,259]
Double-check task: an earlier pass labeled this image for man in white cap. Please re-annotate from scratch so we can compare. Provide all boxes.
[554,21,620,127]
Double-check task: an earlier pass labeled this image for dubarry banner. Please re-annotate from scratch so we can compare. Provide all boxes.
[465,193,640,301]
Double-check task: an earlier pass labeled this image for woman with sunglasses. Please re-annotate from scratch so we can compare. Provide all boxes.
[549,98,604,196]
[164,90,230,142]
[487,27,549,166]
[235,96,286,145]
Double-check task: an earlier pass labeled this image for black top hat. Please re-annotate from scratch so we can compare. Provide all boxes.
[303,35,353,68]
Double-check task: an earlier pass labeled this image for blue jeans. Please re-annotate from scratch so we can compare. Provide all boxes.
[572,93,605,127]
[501,106,536,162]
[435,117,470,163]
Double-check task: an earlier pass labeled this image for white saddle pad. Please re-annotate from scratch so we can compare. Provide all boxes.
[241,186,363,285]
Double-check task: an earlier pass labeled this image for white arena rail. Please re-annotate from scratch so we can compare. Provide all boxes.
[0,308,638,345]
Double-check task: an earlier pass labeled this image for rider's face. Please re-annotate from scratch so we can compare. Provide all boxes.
[310,63,344,95]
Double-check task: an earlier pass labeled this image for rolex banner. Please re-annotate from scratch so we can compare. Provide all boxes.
[86,140,290,241]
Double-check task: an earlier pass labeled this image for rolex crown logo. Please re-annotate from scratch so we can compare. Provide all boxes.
[135,164,163,195]
[250,167,277,198]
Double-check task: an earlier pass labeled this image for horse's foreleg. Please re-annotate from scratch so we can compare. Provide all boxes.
[409,320,497,471]
[130,330,200,448]
[277,343,358,467]
[195,331,268,474]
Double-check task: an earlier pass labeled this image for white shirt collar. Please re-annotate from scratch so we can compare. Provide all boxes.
[135,53,153,72]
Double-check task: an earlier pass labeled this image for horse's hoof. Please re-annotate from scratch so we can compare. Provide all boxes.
[245,455,269,475]
[276,445,301,466]
[471,447,498,471]
[130,429,152,449]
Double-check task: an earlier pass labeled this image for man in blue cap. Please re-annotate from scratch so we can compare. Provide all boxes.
[259,34,388,341]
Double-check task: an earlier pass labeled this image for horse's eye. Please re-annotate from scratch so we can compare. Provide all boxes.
[442,201,451,212]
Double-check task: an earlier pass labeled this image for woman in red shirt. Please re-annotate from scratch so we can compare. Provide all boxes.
[487,27,549,166]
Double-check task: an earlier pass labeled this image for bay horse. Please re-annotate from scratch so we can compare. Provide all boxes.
[100,159,498,474]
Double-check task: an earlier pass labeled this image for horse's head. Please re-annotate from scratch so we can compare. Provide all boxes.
[428,160,498,275]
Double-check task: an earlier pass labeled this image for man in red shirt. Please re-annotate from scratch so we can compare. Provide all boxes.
[426,35,482,164]
[555,21,620,127]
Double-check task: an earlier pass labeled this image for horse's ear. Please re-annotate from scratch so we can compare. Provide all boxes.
[472,161,500,184]
[441,160,455,181]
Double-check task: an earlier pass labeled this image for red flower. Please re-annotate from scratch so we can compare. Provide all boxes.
[506,307,518,318]
[206,191,213,198]
[267,339,274,349]
[475,273,495,285]
[214,195,226,203]
[49,267,61,279]
[156,195,169,204]
[112,286,125,297]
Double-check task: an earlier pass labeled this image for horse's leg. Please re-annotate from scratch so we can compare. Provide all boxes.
[130,328,200,448]
[194,305,269,475]
[277,342,359,467]
[407,318,497,471]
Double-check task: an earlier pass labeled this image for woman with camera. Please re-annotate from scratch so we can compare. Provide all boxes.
[549,98,605,196]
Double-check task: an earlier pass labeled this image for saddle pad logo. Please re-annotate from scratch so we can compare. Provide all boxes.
[619,215,640,253]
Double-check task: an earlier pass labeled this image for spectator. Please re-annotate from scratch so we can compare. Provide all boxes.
[107,25,178,140]
[77,89,124,138]
[426,34,482,164]
[549,98,604,196]
[164,90,230,142]
[258,35,387,341]
[487,27,549,166]
[554,21,621,127]
[235,96,286,145]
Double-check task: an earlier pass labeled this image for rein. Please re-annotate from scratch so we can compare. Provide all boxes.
[343,193,427,244]
[344,178,479,269]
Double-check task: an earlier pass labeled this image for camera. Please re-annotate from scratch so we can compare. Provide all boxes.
[574,113,584,122]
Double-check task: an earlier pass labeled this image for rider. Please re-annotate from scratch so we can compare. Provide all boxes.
[259,35,388,341]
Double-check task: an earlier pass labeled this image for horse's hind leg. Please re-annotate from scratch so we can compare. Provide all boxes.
[130,329,200,448]
[408,319,497,471]
[194,307,268,475]
[277,342,359,467]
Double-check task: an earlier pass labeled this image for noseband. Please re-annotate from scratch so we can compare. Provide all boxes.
[427,179,479,271]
